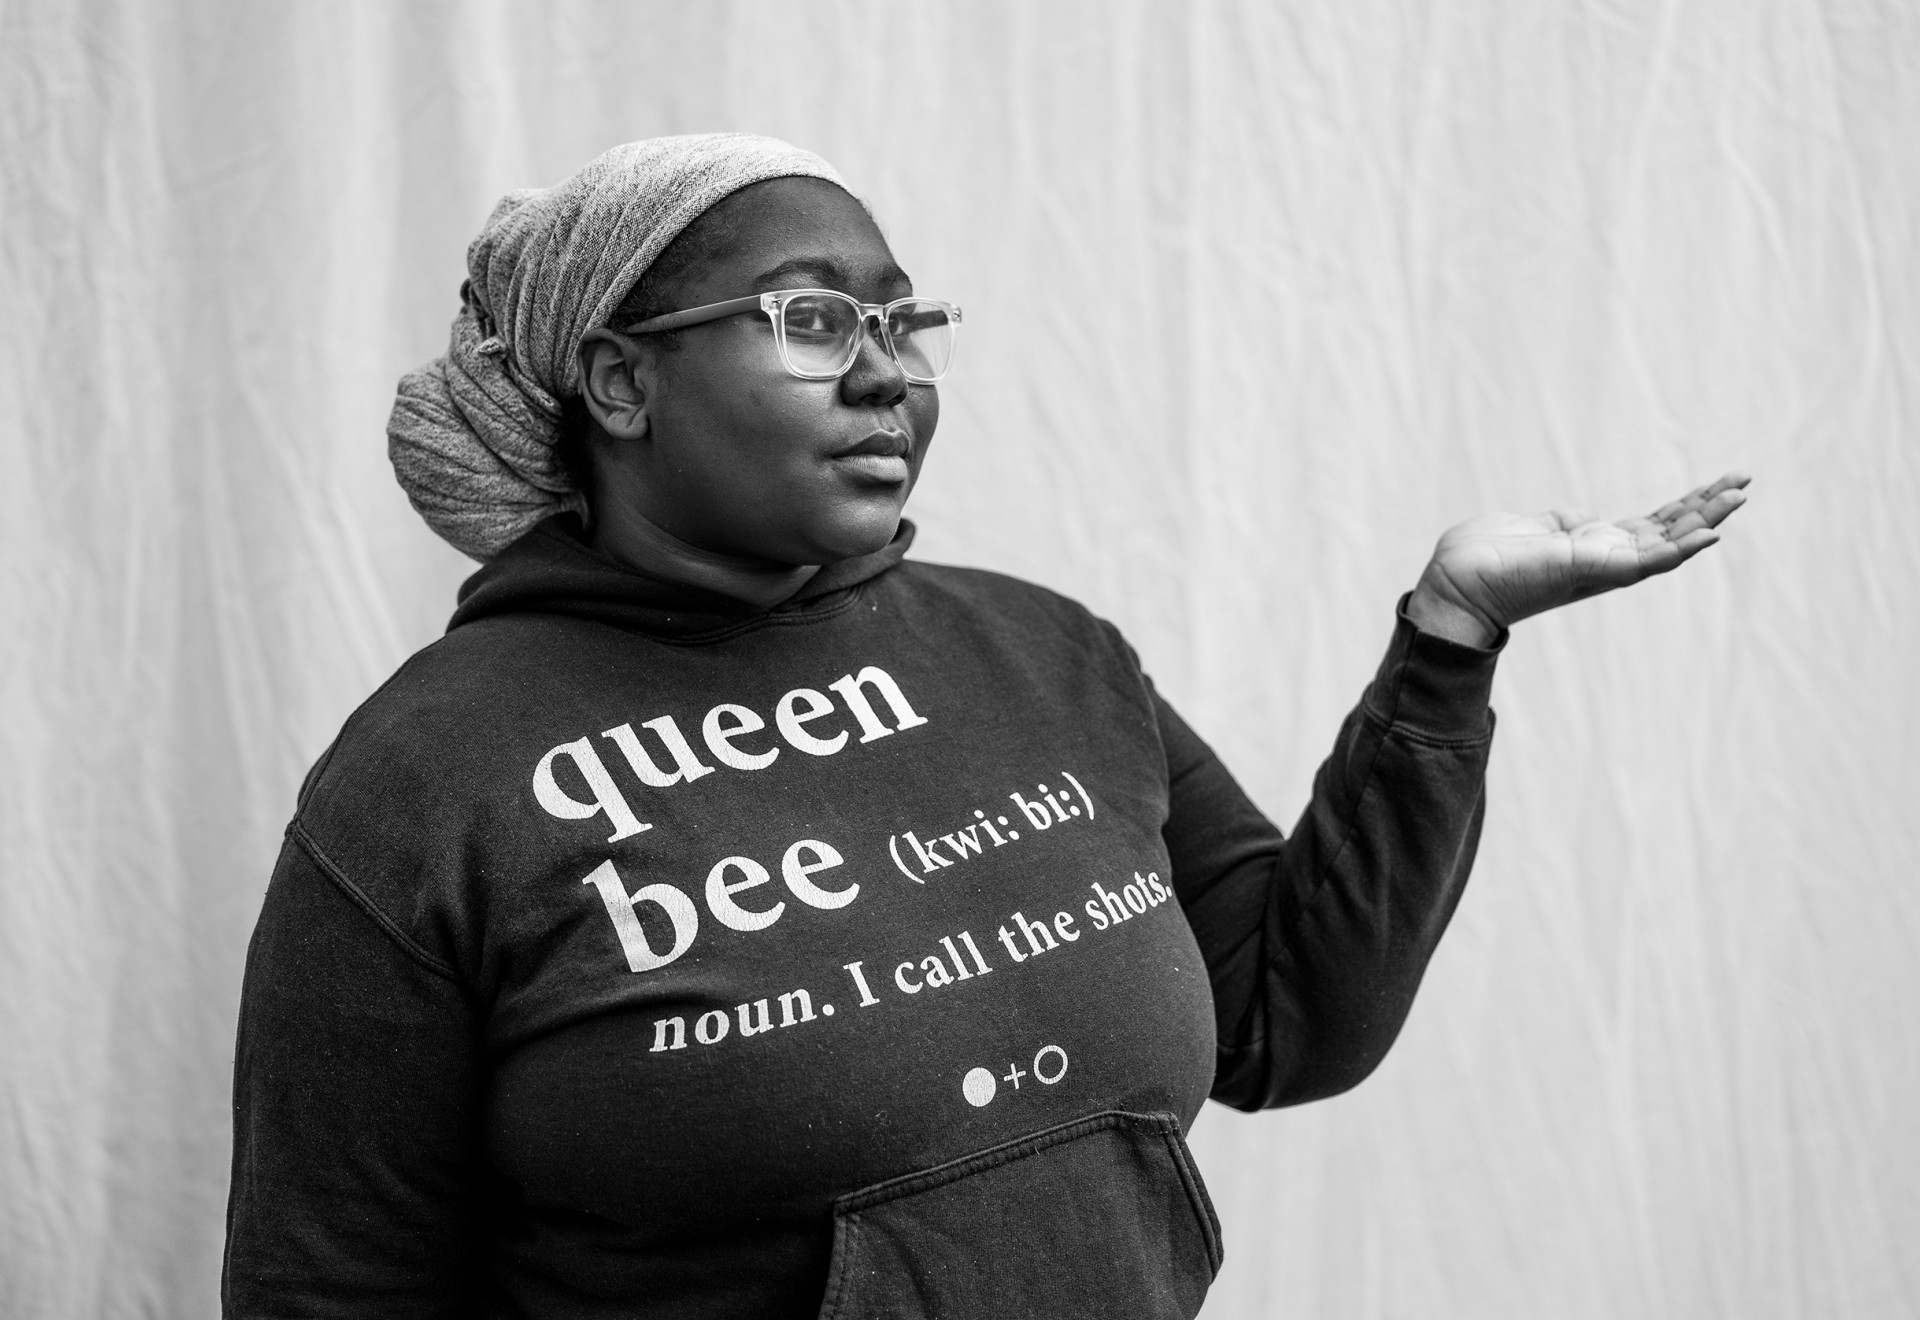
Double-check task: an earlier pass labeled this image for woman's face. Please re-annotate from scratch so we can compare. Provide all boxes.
[587,176,941,566]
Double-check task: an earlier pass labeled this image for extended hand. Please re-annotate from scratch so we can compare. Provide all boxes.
[1405,472,1750,647]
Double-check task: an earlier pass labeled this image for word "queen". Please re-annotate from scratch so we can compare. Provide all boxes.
[532,664,928,840]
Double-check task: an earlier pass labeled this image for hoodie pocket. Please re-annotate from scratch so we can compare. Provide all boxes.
[816,1110,1222,1320]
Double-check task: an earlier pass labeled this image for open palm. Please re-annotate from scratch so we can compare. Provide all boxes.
[1413,472,1750,642]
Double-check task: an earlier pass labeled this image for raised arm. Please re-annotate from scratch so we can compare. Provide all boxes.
[1162,607,1499,1109]
[1168,474,1749,1109]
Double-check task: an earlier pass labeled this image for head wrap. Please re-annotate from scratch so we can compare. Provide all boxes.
[387,133,848,560]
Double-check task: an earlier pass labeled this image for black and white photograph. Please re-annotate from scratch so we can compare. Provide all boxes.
[0,4,1911,1318]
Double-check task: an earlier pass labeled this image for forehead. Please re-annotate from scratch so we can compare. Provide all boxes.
[673,176,908,301]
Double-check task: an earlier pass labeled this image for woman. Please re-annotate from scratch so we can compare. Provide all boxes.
[224,134,1746,1319]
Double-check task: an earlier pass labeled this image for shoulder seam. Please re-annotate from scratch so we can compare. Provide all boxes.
[295,736,344,810]
[287,820,463,984]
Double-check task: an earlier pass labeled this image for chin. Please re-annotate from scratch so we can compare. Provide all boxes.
[800,503,905,565]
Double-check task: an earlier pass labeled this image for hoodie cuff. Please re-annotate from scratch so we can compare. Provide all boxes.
[1361,593,1505,741]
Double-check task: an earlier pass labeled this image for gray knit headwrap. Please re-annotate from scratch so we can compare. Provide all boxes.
[387,133,848,560]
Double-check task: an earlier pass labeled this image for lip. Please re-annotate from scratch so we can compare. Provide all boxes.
[830,430,914,484]
[835,430,912,460]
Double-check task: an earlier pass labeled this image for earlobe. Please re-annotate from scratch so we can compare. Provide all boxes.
[578,330,653,443]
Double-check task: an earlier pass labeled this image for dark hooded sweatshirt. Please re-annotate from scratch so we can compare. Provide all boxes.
[223,515,1500,1320]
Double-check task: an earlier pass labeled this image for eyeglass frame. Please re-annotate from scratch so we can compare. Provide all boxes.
[619,288,962,384]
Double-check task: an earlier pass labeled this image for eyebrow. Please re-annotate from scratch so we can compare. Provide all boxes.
[751,255,913,293]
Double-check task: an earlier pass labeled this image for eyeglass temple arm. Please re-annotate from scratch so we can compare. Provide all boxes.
[623,294,766,335]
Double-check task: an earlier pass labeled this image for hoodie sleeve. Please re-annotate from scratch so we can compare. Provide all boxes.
[224,832,485,1318]
[1161,596,1501,1111]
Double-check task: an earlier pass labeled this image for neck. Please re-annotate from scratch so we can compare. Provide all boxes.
[588,504,819,610]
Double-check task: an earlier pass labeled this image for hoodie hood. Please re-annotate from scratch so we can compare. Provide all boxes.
[448,513,915,641]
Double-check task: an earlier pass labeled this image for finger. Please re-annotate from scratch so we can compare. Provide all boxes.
[1663,486,1747,540]
[1668,527,1721,563]
[1651,471,1750,522]
[1650,487,1710,522]
[1627,537,1684,579]
[1642,527,1720,576]
[1694,484,1747,529]
[1650,478,1718,521]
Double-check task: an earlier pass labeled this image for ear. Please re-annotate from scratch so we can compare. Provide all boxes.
[577,329,656,442]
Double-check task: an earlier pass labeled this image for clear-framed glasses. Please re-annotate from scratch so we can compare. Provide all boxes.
[622,288,962,384]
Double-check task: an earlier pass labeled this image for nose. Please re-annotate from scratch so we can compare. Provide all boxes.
[839,311,909,408]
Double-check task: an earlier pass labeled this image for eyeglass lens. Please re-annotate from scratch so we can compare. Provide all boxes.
[779,294,955,382]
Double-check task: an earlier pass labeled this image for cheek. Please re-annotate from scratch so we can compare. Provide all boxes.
[910,388,940,443]
[716,377,773,431]
[726,368,833,429]
[691,373,818,465]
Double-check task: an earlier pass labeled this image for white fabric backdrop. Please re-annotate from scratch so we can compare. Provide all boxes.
[3,2,1914,1316]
